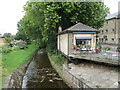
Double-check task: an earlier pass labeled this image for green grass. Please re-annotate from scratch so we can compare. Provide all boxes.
[48,52,67,67]
[1,44,39,88]
[2,44,38,74]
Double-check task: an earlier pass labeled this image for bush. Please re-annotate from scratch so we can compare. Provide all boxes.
[79,45,83,49]
[86,45,91,49]
[16,41,27,49]
[11,46,19,50]
[96,44,102,49]
[2,46,12,54]
[103,46,111,50]
[116,46,120,52]
[50,53,66,67]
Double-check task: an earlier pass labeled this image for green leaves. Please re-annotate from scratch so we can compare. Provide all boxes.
[17,2,109,49]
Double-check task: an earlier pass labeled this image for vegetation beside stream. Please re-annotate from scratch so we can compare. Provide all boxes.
[1,43,39,88]
[48,51,72,88]
[48,51,67,68]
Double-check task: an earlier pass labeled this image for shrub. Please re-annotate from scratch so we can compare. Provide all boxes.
[79,45,83,49]
[16,41,27,49]
[11,46,19,50]
[2,46,12,54]
[95,44,102,49]
[86,45,91,49]
[50,53,66,67]
[116,46,120,52]
[103,46,111,50]
[96,46,100,49]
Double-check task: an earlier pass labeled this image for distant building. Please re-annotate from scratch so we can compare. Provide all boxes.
[57,23,99,56]
[99,12,120,45]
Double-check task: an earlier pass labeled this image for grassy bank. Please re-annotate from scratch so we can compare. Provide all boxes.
[1,44,39,88]
[48,52,72,88]
[48,52,66,68]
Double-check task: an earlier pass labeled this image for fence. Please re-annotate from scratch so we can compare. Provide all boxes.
[63,65,94,90]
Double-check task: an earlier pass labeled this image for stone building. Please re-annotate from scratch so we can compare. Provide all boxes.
[57,23,99,56]
[99,12,120,45]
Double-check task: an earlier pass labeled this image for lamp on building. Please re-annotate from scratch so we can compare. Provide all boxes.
[94,34,96,37]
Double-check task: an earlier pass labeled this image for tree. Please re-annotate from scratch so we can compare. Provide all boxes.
[3,33,12,38]
[17,2,109,50]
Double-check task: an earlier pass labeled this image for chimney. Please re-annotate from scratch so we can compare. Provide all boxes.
[58,26,62,33]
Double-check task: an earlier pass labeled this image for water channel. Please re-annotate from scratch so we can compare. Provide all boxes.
[22,49,71,89]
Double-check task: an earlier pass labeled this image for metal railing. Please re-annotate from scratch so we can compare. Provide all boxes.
[63,66,94,90]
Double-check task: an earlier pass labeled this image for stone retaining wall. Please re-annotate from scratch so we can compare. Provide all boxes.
[3,61,31,88]
[62,64,93,89]
[48,54,76,88]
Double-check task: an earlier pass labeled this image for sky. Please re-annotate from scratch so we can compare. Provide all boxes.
[0,0,120,35]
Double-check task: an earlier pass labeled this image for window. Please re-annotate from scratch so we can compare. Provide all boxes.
[106,21,108,24]
[106,29,108,32]
[103,35,108,41]
[105,38,108,41]
[101,38,103,42]
[112,29,115,32]
[101,30,104,34]
[112,38,114,41]
[119,38,120,41]
[103,35,107,39]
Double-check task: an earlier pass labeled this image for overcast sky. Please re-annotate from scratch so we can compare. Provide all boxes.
[0,0,120,35]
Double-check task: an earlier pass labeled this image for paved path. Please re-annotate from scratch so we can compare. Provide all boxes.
[65,63,118,88]
[71,50,119,66]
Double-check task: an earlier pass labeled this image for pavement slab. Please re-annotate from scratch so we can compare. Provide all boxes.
[67,63,118,88]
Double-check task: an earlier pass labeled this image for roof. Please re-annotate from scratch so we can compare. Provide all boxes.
[57,22,99,35]
[106,12,120,20]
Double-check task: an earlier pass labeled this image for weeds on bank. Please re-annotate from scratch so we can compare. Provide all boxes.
[49,51,67,67]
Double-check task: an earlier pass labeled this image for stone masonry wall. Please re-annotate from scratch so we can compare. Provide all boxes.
[3,61,31,88]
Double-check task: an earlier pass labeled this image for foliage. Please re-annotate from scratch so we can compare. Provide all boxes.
[17,2,109,50]
[79,45,83,49]
[49,51,66,67]
[96,44,101,49]
[3,33,12,38]
[1,46,12,54]
[15,41,27,49]
[4,37,12,44]
[86,45,91,49]
[116,46,120,52]
[4,34,15,45]
[103,46,111,50]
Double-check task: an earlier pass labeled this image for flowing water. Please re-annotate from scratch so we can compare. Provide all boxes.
[22,49,71,89]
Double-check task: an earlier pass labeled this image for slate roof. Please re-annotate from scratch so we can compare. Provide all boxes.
[106,12,120,20]
[58,22,99,35]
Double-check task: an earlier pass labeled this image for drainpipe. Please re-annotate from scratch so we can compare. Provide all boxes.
[115,18,117,44]
[68,33,69,56]
[59,35,60,51]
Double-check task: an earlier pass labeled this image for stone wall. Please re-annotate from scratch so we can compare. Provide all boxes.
[99,18,120,45]
[3,61,31,88]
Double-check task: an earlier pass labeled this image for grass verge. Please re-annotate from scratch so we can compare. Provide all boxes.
[1,44,39,89]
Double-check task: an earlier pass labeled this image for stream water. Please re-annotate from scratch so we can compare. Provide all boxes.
[22,49,71,89]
